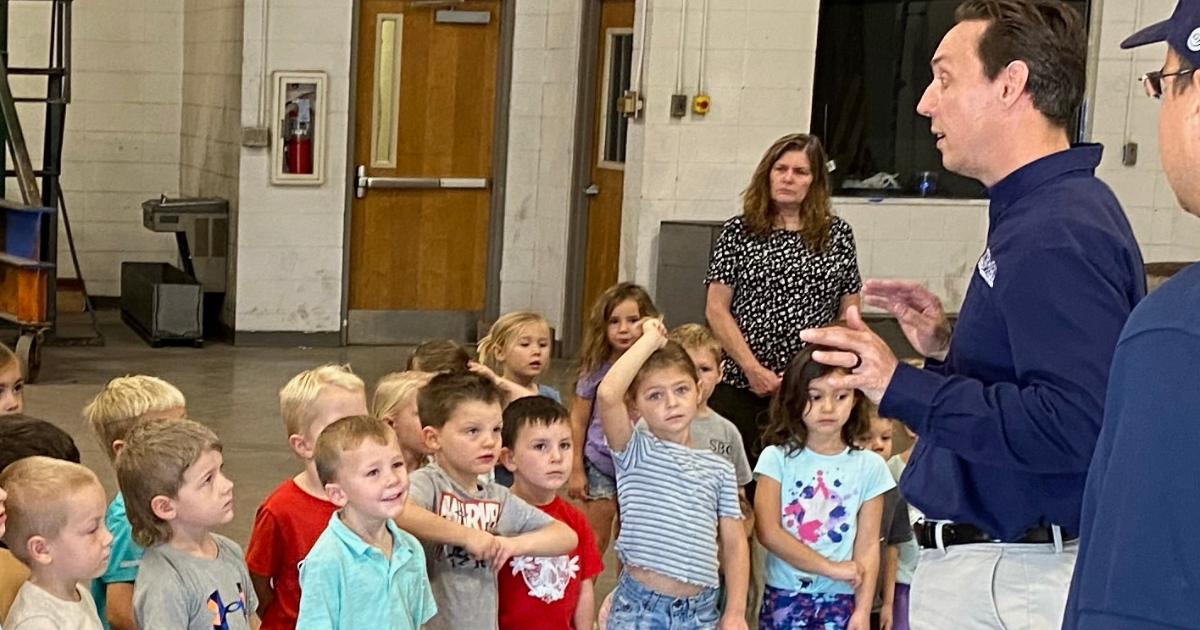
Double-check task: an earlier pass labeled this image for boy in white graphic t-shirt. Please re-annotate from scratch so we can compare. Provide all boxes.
[497,396,603,630]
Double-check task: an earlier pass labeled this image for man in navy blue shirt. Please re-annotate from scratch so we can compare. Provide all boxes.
[802,2,1145,629]
[1063,3,1200,629]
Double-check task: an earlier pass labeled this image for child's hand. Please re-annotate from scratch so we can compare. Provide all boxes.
[467,361,499,382]
[847,609,870,630]
[462,529,499,561]
[718,613,749,630]
[639,318,669,348]
[879,605,894,630]
[567,464,588,501]
[828,559,863,588]
[490,536,523,572]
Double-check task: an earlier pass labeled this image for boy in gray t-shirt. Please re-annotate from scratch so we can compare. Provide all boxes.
[115,417,259,630]
[395,372,578,630]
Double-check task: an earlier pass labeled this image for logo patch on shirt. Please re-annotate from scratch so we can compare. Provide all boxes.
[977,248,997,287]
[509,554,580,603]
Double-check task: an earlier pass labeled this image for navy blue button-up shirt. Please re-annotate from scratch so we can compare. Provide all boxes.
[879,144,1145,541]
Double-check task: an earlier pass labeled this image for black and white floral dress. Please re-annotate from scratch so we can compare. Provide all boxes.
[705,215,862,389]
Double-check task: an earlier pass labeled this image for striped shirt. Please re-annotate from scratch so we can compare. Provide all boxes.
[612,428,742,587]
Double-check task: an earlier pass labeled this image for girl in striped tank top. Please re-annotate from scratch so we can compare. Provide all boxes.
[596,318,749,630]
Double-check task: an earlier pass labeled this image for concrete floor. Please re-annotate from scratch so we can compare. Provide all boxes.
[21,311,619,596]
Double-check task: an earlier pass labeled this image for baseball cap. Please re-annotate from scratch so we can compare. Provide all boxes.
[1121,0,1200,67]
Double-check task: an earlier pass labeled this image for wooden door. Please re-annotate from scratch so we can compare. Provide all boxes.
[580,0,634,332]
[348,0,499,340]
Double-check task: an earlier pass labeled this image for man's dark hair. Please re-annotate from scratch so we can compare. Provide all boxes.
[0,414,81,473]
[956,0,1087,129]
[417,371,504,429]
[501,396,570,448]
[1173,52,1196,96]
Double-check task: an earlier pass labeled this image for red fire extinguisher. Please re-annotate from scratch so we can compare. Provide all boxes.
[283,94,313,174]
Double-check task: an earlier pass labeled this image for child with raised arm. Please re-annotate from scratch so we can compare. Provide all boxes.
[754,346,895,630]
[597,318,748,630]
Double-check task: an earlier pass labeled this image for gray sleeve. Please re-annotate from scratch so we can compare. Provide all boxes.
[726,424,753,486]
[407,468,437,509]
[133,556,193,629]
[495,487,554,536]
[887,494,914,544]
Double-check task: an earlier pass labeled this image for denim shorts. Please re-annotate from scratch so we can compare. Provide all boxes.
[584,457,617,500]
[607,570,721,630]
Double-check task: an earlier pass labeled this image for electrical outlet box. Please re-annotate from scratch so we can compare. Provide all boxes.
[618,90,643,119]
[241,127,270,148]
[670,94,689,118]
[1122,141,1138,167]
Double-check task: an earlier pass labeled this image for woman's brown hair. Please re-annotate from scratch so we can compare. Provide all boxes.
[577,282,660,375]
[741,133,834,252]
[760,344,869,456]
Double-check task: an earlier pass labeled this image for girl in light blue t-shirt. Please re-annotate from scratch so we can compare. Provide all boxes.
[753,345,895,630]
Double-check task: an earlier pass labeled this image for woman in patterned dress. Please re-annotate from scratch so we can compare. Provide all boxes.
[704,133,862,470]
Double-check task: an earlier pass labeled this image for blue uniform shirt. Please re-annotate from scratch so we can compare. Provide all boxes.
[880,144,1145,541]
[1063,262,1200,630]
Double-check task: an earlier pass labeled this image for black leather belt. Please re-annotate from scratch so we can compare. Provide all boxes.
[913,521,1077,549]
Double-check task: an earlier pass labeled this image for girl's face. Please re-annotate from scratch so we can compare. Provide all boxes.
[801,371,856,440]
[0,361,24,416]
[855,416,894,460]
[606,299,644,355]
[634,367,699,441]
[497,322,552,381]
[387,395,429,458]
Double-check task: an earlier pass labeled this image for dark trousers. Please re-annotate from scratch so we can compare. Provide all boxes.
[708,382,772,502]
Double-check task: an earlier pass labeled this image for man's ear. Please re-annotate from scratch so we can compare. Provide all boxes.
[999,60,1031,107]
[324,482,348,507]
[150,495,177,522]
[26,535,52,567]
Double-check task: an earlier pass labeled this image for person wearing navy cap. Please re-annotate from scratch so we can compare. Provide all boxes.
[798,1,1147,628]
[1062,2,1200,629]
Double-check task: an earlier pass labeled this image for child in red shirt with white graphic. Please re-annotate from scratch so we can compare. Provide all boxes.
[245,364,369,630]
[498,395,604,630]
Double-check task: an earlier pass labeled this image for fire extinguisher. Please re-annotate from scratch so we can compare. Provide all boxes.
[283,94,313,174]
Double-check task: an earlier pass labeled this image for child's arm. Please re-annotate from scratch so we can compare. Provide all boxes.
[717,515,750,630]
[849,495,884,630]
[574,578,596,630]
[249,574,274,618]
[880,545,900,630]
[738,488,755,539]
[567,396,592,500]
[754,475,862,585]
[596,319,668,452]
[395,499,500,560]
[104,583,137,630]
[493,519,578,566]
[468,361,538,400]
[250,612,262,630]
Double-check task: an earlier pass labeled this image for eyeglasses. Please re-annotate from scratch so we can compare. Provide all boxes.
[1141,68,1198,99]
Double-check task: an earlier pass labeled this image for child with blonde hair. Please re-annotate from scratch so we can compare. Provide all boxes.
[372,370,434,474]
[1,456,112,630]
[247,364,367,630]
[0,344,22,416]
[82,375,186,630]
[567,282,660,556]
[118,416,258,630]
[472,311,561,402]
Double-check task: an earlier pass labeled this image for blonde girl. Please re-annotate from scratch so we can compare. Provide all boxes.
[472,311,560,403]
[0,343,23,416]
[372,371,434,473]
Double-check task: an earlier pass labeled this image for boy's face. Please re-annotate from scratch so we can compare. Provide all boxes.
[497,322,552,380]
[161,449,235,531]
[296,387,368,459]
[327,433,409,521]
[855,416,894,460]
[503,420,572,493]
[0,361,24,416]
[41,483,112,580]
[685,346,721,407]
[423,400,503,481]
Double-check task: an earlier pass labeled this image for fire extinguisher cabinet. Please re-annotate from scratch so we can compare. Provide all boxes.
[270,71,327,186]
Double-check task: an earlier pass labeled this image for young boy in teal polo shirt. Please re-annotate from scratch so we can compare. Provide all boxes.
[296,415,436,630]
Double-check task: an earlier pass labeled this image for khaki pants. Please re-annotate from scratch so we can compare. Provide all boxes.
[910,541,1077,630]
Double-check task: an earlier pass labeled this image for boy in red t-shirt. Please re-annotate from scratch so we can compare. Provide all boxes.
[245,365,369,630]
[498,396,604,630]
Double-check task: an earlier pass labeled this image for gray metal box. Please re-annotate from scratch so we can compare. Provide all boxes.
[142,196,229,293]
[120,262,204,346]
[656,220,725,327]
